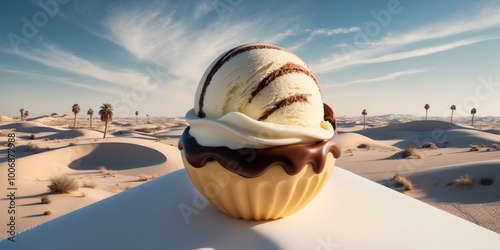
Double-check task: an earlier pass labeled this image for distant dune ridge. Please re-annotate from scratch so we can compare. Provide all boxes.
[0,114,499,247]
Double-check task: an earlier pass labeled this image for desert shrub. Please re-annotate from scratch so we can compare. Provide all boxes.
[478,143,486,148]
[112,183,134,192]
[357,143,370,150]
[81,192,87,197]
[99,166,108,174]
[108,170,117,177]
[393,174,414,191]
[0,130,10,137]
[453,175,473,190]
[30,134,36,140]
[48,175,79,193]
[43,210,53,216]
[82,181,96,189]
[135,128,155,133]
[492,143,499,149]
[69,142,77,146]
[40,195,51,204]
[406,145,416,149]
[479,177,494,186]
[137,174,150,181]
[26,142,39,151]
[421,142,438,150]
[396,147,422,159]
[470,146,480,152]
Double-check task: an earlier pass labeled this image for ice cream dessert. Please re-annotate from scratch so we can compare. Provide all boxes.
[179,43,341,220]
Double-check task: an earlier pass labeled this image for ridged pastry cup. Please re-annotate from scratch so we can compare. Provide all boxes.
[181,150,335,220]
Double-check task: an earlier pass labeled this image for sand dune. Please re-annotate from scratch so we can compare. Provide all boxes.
[2,167,499,249]
[0,121,62,133]
[339,132,399,150]
[354,120,500,148]
[0,116,15,123]
[1,114,499,245]
[0,125,183,240]
[389,160,500,233]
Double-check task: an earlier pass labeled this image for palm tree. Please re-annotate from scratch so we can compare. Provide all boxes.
[450,105,456,123]
[87,108,94,128]
[72,104,80,129]
[471,108,477,126]
[361,109,367,129]
[19,108,24,121]
[135,111,139,125]
[24,110,29,120]
[99,103,113,138]
[424,104,430,120]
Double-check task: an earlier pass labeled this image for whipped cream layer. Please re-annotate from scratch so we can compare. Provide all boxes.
[186,108,333,149]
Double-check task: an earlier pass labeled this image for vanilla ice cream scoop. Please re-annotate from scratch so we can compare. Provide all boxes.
[188,43,333,149]
[194,43,324,128]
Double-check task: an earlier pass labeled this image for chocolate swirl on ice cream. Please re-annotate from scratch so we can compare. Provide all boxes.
[179,104,341,178]
[198,43,288,118]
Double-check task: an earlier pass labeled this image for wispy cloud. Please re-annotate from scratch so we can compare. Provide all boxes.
[102,3,302,84]
[0,42,151,88]
[374,5,500,46]
[308,27,361,37]
[323,68,431,88]
[0,67,122,94]
[192,0,213,19]
[312,36,499,73]
[311,5,500,73]
[288,27,360,51]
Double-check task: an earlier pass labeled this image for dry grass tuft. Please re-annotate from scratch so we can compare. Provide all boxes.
[108,170,117,177]
[82,181,96,189]
[0,130,11,137]
[396,147,422,159]
[137,173,162,181]
[43,210,54,216]
[81,192,87,197]
[26,142,39,151]
[393,174,414,191]
[69,142,77,146]
[452,175,473,190]
[99,165,108,174]
[29,134,36,140]
[112,183,134,192]
[135,127,161,133]
[357,143,371,150]
[421,142,438,150]
[137,173,150,181]
[40,195,51,204]
[469,145,480,151]
[492,143,499,150]
[48,175,79,194]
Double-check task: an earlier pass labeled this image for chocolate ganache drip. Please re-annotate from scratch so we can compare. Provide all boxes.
[179,104,342,178]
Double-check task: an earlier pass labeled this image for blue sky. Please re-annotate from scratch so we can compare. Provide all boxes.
[1,0,499,118]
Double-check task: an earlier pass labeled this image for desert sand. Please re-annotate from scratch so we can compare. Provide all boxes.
[0,113,499,248]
